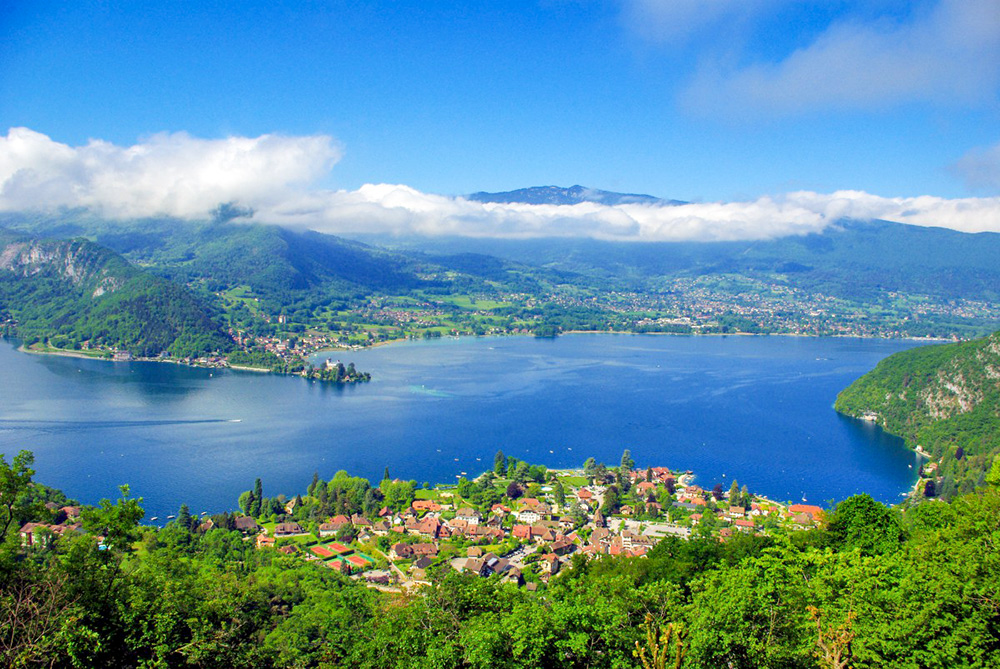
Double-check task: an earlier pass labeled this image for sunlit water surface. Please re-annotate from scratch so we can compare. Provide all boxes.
[0,334,926,519]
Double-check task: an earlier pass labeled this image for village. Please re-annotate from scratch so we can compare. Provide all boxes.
[211,454,829,593]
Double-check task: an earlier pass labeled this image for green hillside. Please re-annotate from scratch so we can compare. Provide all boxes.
[3,212,1000,342]
[363,219,1000,302]
[0,232,233,357]
[835,331,1000,499]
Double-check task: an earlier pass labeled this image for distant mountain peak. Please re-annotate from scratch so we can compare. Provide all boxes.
[466,185,684,207]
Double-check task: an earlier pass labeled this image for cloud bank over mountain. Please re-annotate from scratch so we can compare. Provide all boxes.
[1,127,998,241]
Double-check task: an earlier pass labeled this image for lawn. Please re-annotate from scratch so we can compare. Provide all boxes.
[436,295,510,310]
[558,475,589,487]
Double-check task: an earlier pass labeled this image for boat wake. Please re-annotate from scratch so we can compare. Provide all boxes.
[0,418,237,431]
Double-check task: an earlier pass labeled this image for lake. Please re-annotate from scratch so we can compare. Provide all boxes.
[0,334,927,519]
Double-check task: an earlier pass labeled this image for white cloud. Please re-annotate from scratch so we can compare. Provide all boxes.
[621,0,761,45]
[629,0,1000,116]
[951,141,1000,193]
[781,190,1000,235]
[1,127,999,241]
[0,127,341,219]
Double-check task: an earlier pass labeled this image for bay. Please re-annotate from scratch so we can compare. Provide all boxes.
[0,334,926,519]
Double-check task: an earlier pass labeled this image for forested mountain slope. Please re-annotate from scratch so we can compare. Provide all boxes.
[4,211,1000,342]
[360,218,1000,302]
[0,213,570,309]
[835,331,1000,498]
[0,231,232,357]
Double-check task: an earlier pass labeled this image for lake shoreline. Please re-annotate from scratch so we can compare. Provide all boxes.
[2,334,924,518]
[309,329,952,359]
[11,329,952,372]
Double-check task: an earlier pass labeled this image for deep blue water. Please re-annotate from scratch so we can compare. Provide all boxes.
[0,334,927,519]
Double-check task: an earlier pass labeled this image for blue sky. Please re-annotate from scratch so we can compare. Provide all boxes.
[1,0,998,240]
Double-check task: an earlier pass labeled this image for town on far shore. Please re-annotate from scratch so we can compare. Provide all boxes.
[63,450,830,593]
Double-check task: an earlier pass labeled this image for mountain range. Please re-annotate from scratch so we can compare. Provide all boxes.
[2,186,1000,355]
[466,184,684,206]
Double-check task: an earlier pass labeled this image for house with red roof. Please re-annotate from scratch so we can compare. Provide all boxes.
[789,504,824,521]
[512,524,532,541]
[412,500,442,512]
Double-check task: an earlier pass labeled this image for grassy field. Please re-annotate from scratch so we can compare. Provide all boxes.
[435,295,511,310]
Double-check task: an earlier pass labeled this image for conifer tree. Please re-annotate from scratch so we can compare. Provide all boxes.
[177,503,193,531]
[252,478,263,516]
[554,479,566,507]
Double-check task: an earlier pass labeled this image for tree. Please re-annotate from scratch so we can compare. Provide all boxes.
[494,450,506,476]
[711,484,724,501]
[383,466,391,482]
[252,478,263,516]
[620,449,635,473]
[336,524,356,543]
[238,490,253,516]
[728,480,739,502]
[634,614,686,669]
[807,606,856,669]
[583,458,596,477]
[554,480,566,508]
[381,479,415,512]
[923,480,936,497]
[82,484,144,554]
[308,471,320,497]
[828,494,904,555]
[986,457,1000,487]
[646,466,653,483]
[602,486,621,514]
[176,504,194,531]
[0,450,36,543]
[506,482,522,500]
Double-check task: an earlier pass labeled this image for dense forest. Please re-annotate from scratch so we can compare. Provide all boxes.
[835,330,1000,500]
[0,233,233,357]
[2,447,999,668]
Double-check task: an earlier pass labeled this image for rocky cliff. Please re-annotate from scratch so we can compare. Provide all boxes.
[0,233,232,357]
[835,332,1000,498]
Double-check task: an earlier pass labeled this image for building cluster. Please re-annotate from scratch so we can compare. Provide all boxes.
[227,329,339,359]
[18,503,84,548]
[242,466,829,590]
